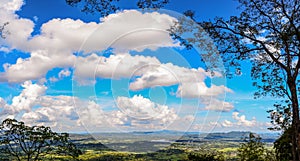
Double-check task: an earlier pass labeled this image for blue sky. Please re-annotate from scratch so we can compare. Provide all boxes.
[0,0,276,133]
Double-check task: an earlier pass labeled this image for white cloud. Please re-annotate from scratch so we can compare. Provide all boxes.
[0,0,24,13]
[191,111,270,132]
[74,53,209,90]
[1,9,179,83]
[0,81,194,132]
[74,53,233,112]
[203,98,234,112]
[0,0,33,49]
[232,111,256,127]
[0,81,47,120]
[20,94,193,132]
[116,95,177,123]
[0,46,11,53]
[176,83,233,98]
[205,112,257,130]
[129,63,208,91]
[21,95,79,127]
[221,120,233,127]
[3,50,75,82]
[10,81,46,113]
[58,69,71,78]
[74,53,160,80]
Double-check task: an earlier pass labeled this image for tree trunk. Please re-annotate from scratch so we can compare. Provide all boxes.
[288,79,300,161]
[27,154,31,161]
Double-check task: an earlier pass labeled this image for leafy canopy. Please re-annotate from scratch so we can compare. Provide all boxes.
[0,118,81,161]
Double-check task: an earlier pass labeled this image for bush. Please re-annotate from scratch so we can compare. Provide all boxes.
[237,133,276,161]
[188,150,225,161]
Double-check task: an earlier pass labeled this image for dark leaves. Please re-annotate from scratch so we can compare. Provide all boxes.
[65,0,170,16]
[65,0,120,17]
[0,118,81,160]
[137,0,169,9]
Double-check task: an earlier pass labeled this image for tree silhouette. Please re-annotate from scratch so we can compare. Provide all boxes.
[65,0,169,17]
[0,118,81,161]
[274,127,293,161]
[170,0,299,159]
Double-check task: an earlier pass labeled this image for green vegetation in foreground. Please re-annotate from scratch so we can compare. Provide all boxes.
[0,119,282,161]
[19,132,277,161]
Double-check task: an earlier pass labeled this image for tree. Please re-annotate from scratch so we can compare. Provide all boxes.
[237,133,275,161]
[187,150,225,161]
[66,0,300,159]
[170,0,299,159]
[0,118,81,161]
[267,100,292,131]
[274,127,293,161]
[65,0,169,17]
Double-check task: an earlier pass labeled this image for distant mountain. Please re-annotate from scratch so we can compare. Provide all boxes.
[70,131,279,143]
[204,131,251,139]
[131,130,185,135]
[201,131,279,143]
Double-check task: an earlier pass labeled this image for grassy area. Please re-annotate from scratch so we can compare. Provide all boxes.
[1,132,277,160]
[36,142,274,161]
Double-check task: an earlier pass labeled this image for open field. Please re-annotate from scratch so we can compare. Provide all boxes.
[55,131,277,161]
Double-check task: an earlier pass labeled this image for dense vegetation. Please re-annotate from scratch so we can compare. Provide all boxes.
[0,119,81,161]
[0,119,281,161]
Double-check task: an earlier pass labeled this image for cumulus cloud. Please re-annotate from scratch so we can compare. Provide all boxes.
[0,0,33,49]
[210,112,257,130]
[176,83,233,98]
[74,53,209,90]
[0,81,47,121]
[58,69,71,78]
[0,6,179,83]
[2,81,47,115]
[74,53,160,79]
[0,0,24,13]
[191,111,269,132]
[129,63,208,91]
[116,95,177,123]
[0,81,194,132]
[21,95,81,128]
[221,120,233,127]
[3,50,75,82]
[232,111,256,127]
[74,53,233,113]
[203,98,234,112]
[20,94,191,132]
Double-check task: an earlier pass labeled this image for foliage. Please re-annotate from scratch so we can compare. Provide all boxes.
[65,0,169,17]
[0,118,81,161]
[136,0,169,9]
[66,0,120,17]
[274,127,293,161]
[237,133,276,161]
[170,0,300,159]
[75,150,186,161]
[187,150,225,161]
[267,99,292,131]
